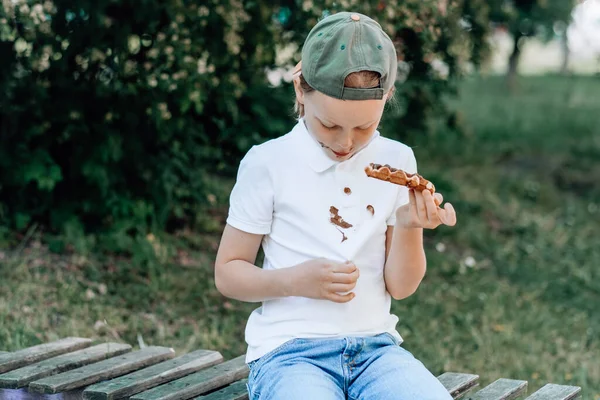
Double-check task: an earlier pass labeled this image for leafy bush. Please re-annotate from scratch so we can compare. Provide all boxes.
[0,0,489,250]
[0,0,292,239]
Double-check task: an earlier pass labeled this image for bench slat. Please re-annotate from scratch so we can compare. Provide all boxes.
[0,337,92,374]
[194,379,249,400]
[83,349,223,400]
[131,356,249,400]
[524,383,581,400]
[29,346,175,394]
[471,378,528,400]
[437,372,480,399]
[0,342,131,389]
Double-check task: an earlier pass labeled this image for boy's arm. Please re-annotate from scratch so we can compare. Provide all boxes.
[381,149,426,300]
[215,224,360,303]
[383,226,426,300]
[214,224,293,302]
[384,188,456,300]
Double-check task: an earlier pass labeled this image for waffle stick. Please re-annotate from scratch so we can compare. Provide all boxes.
[365,163,436,193]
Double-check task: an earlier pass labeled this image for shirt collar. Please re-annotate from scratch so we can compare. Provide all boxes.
[294,118,380,173]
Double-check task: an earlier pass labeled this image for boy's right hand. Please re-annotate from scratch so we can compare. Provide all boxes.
[286,258,359,303]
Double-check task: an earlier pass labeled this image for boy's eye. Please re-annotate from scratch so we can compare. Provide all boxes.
[319,121,375,131]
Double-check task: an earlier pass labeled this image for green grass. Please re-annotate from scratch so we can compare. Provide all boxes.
[1,74,599,398]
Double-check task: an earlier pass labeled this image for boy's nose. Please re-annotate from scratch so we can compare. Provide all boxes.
[338,134,353,150]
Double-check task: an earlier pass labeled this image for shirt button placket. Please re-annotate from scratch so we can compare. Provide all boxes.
[335,166,360,208]
[334,164,362,238]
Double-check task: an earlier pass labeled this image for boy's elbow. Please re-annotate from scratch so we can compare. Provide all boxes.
[214,262,229,297]
[388,279,423,300]
[389,287,417,301]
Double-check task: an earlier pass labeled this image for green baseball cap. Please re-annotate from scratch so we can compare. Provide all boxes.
[298,11,397,101]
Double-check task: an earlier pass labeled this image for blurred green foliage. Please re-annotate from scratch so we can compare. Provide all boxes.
[487,0,576,37]
[485,0,576,80]
[0,0,571,253]
[280,0,493,134]
[0,0,292,247]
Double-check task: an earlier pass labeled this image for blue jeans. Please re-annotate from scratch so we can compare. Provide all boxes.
[246,333,453,399]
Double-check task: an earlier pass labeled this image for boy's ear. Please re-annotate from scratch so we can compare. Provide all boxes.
[385,86,396,102]
[293,77,305,105]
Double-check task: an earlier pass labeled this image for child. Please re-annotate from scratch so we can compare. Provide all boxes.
[215,11,457,400]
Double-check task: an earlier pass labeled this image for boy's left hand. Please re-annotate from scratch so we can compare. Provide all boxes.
[396,189,457,229]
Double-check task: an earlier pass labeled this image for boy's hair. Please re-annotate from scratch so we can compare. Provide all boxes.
[294,71,396,118]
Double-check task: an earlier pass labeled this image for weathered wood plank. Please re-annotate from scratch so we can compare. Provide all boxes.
[471,378,528,400]
[437,372,480,399]
[131,356,249,400]
[0,343,132,389]
[83,349,223,400]
[29,346,175,394]
[524,383,581,400]
[0,338,93,374]
[194,379,248,400]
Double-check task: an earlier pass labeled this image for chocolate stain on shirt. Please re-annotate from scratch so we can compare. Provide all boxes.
[329,206,353,229]
[367,205,375,216]
[336,227,348,243]
[329,206,352,243]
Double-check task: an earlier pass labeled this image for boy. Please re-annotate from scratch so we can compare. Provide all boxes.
[215,11,456,399]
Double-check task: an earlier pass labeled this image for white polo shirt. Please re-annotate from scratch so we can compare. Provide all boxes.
[226,118,418,363]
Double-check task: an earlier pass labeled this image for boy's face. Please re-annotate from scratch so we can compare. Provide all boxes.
[295,83,388,162]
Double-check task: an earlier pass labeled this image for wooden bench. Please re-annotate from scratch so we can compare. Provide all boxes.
[0,337,582,399]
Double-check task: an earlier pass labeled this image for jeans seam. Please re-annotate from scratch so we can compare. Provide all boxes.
[246,364,259,399]
[341,351,349,393]
[246,381,259,400]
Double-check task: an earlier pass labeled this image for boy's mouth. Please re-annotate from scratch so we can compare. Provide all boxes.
[318,141,353,158]
[332,150,351,157]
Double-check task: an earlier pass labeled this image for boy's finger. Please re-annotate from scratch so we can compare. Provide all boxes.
[423,190,439,224]
[333,261,356,273]
[433,192,443,206]
[332,269,359,283]
[445,203,457,226]
[414,190,427,222]
[329,282,357,293]
[328,292,355,303]
[409,188,417,209]
[439,203,457,226]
